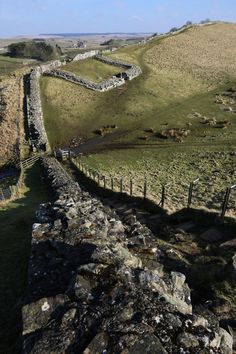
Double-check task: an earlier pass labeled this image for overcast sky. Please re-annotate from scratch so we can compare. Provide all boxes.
[0,0,236,37]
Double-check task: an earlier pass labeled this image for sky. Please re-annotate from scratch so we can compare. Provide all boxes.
[0,0,236,37]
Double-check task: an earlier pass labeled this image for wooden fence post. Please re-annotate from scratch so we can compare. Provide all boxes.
[143,179,147,199]
[161,185,165,208]
[220,185,236,220]
[221,187,231,220]
[187,178,199,208]
[120,178,123,193]
[103,176,106,189]
[111,177,114,191]
[187,182,194,208]
[130,178,133,196]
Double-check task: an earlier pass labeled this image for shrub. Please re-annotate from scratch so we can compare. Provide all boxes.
[170,27,179,33]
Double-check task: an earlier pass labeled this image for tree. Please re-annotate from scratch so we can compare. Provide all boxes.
[200,18,211,24]
[186,21,192,26]
[170,27,178,33]
[8,41,62,61]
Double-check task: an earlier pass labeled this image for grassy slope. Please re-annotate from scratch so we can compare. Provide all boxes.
[41,23,236,212]
[0,162,49,354]
[0,56,25,76]
[62,58,121,82]
[41,24,236,148]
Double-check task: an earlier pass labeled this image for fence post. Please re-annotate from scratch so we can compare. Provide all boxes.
[143,179,147,199]
[221,187,231,220]
[120,178,123,193]
[161,185,165,208]
[98,173,100,186]
[103,176,106,189]
[220,185,236,220]
[130,178,133,196]
[187,182,194,208]
[111,177,114,191]
[188,178,199,208]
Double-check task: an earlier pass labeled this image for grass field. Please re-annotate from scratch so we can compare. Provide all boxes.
[62,58,121,82]
[41,23,236,212]
[0,162,49,354]
[0,56,25,76]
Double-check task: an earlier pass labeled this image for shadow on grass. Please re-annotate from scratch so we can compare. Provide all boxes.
[0,161,50,354]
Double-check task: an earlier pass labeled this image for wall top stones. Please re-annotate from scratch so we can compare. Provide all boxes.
[22,156,233,354]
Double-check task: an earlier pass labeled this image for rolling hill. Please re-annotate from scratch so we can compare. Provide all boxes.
[40,22,236,212]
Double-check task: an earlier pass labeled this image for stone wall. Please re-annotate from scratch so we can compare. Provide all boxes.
[27,67,49,151]
[43,69,125,92]
[73,50,100,61]
[43,55,142,92]
[39,60,65,73]
[21,156,233,354]
[73,48,117,62]
[27,60,64,151]
[95,54,142,80]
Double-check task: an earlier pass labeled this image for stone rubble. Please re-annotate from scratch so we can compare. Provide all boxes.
[22,157,233,354]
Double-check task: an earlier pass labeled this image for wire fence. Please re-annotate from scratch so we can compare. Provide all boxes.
[70,156,236,221]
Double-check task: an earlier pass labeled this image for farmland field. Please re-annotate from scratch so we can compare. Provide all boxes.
[0,56,25,76]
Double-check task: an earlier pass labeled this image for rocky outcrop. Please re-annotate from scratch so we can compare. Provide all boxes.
[43,69,125,92]
[22,157,233,354]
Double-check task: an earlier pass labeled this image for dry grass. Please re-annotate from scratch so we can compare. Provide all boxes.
[62,58,121,82]
[145,24,236,95]
[81,148,236,214]
[0,77,23,167]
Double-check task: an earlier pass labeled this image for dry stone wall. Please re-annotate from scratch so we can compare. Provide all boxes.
[43,55,142,91]
[95,54,142,80]
[22,157,233,354]
[27,68,49,151]
[43,69,125,92]
[73,48,117,62]
[73,50,100,61]
[27,60,64,151]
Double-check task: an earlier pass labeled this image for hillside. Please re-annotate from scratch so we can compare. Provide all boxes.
[41,23,236,212]
[0,76,23,167]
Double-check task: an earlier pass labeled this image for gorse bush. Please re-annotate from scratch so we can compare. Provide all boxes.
[8,41,62,61]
